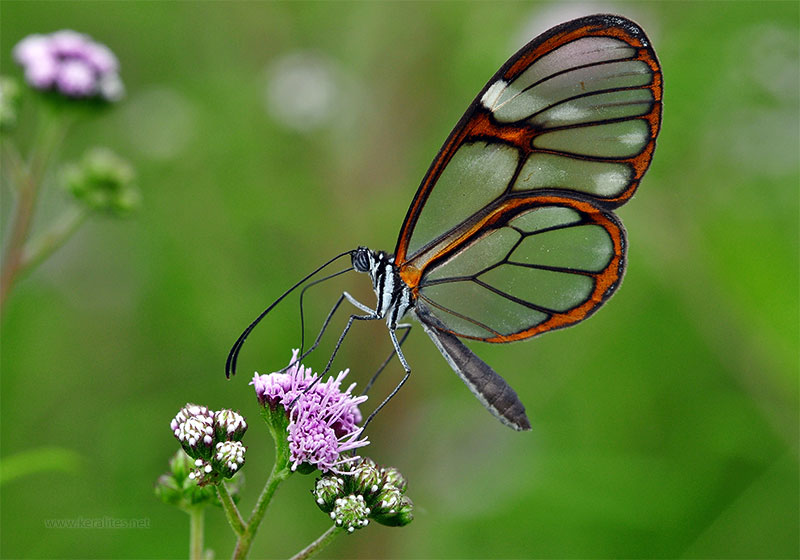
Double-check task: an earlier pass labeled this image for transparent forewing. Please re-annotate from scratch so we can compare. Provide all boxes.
[415,196,626,342]
[406,142,519,257]
[395,14,661,266]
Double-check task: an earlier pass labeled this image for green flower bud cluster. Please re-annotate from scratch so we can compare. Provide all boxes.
[63,147,139,215]
[312,457,413,533]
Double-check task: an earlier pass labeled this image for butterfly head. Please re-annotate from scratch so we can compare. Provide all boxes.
[352,246,392,270]
[350,246,373,273]
[351,247,397,289]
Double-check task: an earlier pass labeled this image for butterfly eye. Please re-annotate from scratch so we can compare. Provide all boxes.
[351,247,372,273]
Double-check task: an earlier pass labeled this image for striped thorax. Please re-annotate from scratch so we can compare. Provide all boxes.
[351,247,414,328]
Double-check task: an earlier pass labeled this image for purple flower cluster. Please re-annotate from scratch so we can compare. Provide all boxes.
[13,30,123,101]
[251,350,369,474]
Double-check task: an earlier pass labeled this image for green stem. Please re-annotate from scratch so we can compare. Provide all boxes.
[232,460,292,559]
[232,407,293,560]
[216,481,246,536]
[20,205,90,272]
[188,507,204,560]
[0,109,71,311]
[289,525,344,560]
[1,142,39,309]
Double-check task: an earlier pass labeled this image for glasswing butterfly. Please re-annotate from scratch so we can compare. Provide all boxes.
[227,14,663,431]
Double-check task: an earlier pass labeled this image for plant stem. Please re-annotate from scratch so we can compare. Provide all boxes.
[232,460,291,560]
[216,481,246,536]
[20,205,90,272]
[0,108,70,311]
[188,507,204,560]
[231,407,293,560]
[289,525,344,560]
[0,143,38,309]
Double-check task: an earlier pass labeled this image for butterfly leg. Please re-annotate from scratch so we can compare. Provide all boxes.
[285,290,376,373]
[360,323,412,396]
[289,291,382,407]
[342,291,375,314]
[283,292,348,372]
[361,325,413,429]
[314,291,382,380]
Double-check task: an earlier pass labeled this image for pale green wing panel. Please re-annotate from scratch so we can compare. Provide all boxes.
[529,88,654,129]
[424,227,520,282]
[406,142,520,257]
[417,202,620,339]
[419,281,549,339]
[512,153,634,198]
[533,119,651,158]
[506,206,582,232]
[491,59,653,123]
[487,36,638,122]
[480,265,594,313]
[509,223,616,272]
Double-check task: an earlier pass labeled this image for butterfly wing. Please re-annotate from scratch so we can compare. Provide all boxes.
[413,194,626,341]
[395,14,661,342]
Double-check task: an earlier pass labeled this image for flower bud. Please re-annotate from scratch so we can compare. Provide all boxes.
[373,496,414,527]
[330,494,370,533]
[312,475,346,513]
[214,409,247,442]
[310,455,414,529]
[381,466,408,493]
[372,484,403,516]
[212,441,246,479]
[63,148,139,216]
[171,404,215,461]
[348,458,382,499]
[155,451,218,509]
[189,458,215,483]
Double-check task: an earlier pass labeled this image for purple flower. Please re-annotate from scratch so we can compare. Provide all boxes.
[12,30,123,101]
[56,59,95,97]
[12,34,51,66]
[24,56,59,90]
[251,350,369,474]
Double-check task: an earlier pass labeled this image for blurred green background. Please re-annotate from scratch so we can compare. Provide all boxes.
[1,1,798,559]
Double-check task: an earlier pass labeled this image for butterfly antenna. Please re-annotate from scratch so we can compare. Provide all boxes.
[225,249,354,378]
[296,266,355,364]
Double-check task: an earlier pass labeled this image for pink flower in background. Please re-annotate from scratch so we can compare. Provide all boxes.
[13,30,124,101]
